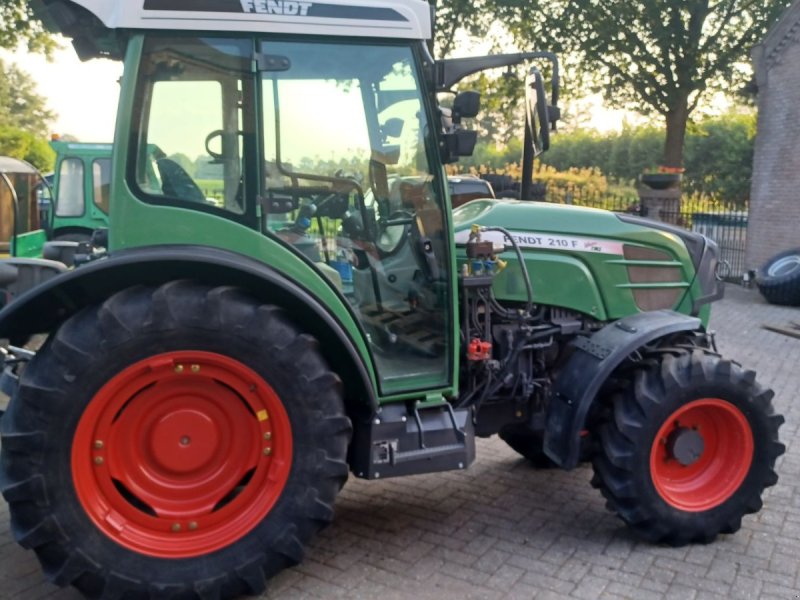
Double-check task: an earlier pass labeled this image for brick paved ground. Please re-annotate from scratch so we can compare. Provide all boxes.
[2,284,799,599]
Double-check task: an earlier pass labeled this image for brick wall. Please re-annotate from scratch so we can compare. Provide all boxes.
[747,15,800,270]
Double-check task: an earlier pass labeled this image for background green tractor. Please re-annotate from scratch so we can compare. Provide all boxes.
[0,2,783,599]
[49,140,112,242]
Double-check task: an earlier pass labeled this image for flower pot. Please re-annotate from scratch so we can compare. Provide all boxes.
[641,173,682,190]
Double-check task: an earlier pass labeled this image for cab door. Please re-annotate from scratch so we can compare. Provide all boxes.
[257,40,455,396]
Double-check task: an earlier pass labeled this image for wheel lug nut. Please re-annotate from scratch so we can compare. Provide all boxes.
[191,364,200,373]
[263,447,272,456]
[94,440,104,450]
[172,523,182,532]
[188,522,198,531]
[263,432,272,440]
[174,365,184,374]
[94,456,104,465]
[180,436,191,446]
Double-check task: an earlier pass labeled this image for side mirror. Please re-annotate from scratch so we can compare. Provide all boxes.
[524,69,550,155]
[452,91,481,123]
[439,91,481,164]
[440,129,478,165]
[381,118,405,140]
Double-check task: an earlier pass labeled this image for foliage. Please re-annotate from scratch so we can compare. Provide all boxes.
[478,0,789,166]
[429,0,490,57]
[0,59,56,172]
[469,72,526,144]
[683,112,755,204]
[0,0,55,53]
[0,126,55,171]
[0,59,55,135]
[457,111,755,205]
[533,164,610,200]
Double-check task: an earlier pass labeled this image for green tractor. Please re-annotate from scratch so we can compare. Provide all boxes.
[49,140,113,242]
[0,2,783,599]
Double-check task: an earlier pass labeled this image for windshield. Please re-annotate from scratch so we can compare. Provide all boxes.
[261,41,452,391]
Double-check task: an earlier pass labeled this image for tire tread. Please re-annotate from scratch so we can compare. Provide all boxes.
[0,282,352,599]
[591,347,783,545]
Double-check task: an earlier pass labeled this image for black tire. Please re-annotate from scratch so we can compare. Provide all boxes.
[755,247,800,306]
[498,424,558,468]
[0,281,352,599]
[591,348,784,546]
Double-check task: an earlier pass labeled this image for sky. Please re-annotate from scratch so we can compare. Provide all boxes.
[2,38,123,142]
[4,34,635,143]
[3,27,743,145]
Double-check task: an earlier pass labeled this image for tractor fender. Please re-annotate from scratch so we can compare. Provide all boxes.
[543,310,702,470]
[0,245,377,415]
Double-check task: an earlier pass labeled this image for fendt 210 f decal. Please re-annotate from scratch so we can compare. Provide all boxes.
[455,229,626,256]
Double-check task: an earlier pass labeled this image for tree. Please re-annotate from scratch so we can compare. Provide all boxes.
[0,0,54,53]
[430,1,529,145]
[429,0,489,57]
[0,59,55,135]
[0,59,55,171]
[0,126,54,171]
[488,0,790,168]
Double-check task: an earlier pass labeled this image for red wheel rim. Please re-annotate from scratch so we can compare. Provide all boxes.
[72,351,292,558]
[650,398,753,512]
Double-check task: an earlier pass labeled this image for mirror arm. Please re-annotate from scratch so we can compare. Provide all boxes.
[435,51,560,104]
[521,118,535,202]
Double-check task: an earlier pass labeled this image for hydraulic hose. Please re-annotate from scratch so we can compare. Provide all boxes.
[480,226,535,315]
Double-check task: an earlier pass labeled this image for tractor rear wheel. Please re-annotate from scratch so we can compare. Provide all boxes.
[0,282,351,599]
[591,348,784,546]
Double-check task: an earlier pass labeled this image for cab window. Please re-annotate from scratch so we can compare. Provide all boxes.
[131,37,253,216]
[92,158,111,214]
[56,158,84,217]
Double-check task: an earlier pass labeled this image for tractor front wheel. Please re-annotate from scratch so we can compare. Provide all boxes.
[591,349,784,546]
[0,282,351,598]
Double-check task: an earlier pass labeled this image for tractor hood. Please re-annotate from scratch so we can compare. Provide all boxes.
[452,200,719,322]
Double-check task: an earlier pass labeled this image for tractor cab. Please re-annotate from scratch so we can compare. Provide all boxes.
[49,140,113,241]
[34,0,559,393]
[122,33,455,389]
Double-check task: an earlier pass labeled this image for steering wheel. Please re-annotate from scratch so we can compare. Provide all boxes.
[376,210,414,255]
[156,158,206,203]
[204,129,245,163]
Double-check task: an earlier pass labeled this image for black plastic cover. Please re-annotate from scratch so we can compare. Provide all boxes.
[543,310,702,469]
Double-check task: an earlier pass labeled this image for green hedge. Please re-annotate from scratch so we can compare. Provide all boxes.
[459,112,755,206]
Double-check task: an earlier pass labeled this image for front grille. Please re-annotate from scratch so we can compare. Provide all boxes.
[623,245,684,311]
